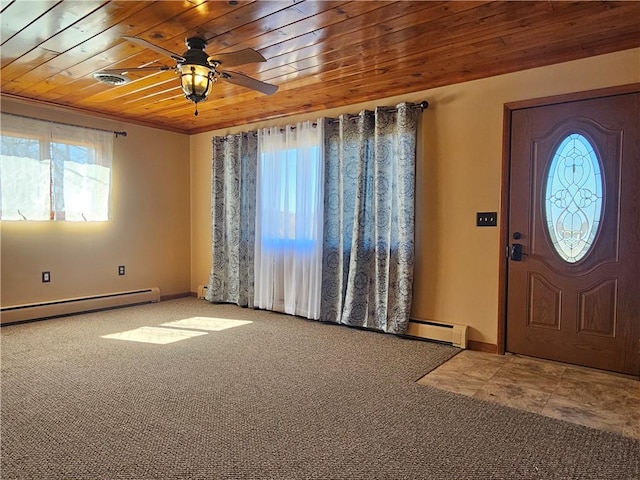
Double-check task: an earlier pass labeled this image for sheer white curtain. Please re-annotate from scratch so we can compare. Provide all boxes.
[0,113,112,221]
[255,121,324,319]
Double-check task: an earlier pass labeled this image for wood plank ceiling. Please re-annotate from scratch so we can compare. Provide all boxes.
[2,1,639,134]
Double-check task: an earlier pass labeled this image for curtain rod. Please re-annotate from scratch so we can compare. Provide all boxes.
[287,100,430,127]
[2,112,127,137]
[328,100,429,123]
[215,100,430,139]
[370,100,429,112]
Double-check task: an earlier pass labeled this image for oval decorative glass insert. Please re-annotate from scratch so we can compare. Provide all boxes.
[545,133,603,263]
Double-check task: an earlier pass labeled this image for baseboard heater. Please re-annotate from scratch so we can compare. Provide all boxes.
[196,286,467,348]
[405,318,468,349]
[0,287,161,325]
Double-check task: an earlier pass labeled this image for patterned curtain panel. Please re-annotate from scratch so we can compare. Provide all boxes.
[206,132,258,307]
[320,103,418,334]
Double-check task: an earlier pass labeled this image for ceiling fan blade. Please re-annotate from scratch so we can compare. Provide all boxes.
[95,66,173,75]
[208,48,266,67]
[122,36,185,62]
[220,71,278,95]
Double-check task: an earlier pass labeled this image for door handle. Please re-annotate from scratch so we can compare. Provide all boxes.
[511,243,524,261]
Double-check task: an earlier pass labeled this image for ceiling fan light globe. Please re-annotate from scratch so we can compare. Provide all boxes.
[179,64,214,103]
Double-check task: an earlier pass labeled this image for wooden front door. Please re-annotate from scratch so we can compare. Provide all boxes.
[506,90,640,376]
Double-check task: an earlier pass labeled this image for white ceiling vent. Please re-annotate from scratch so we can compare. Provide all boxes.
[93,72,131,85]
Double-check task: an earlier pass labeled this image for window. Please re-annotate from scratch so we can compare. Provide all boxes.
[544,132,603,263]
[257,144,322,250]
[0,113,113,221]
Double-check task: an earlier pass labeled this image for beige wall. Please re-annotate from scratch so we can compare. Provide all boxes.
[190,48,639,345]
[2,49,635,340]
[1,99,191,306]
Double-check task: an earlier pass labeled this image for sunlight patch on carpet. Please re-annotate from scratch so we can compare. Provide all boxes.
[161,317,253,331]
[101,326,208,344]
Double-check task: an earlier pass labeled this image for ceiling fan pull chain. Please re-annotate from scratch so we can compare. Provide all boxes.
[194,104,199,117]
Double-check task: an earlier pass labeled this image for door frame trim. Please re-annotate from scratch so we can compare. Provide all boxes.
[497,83,640,355]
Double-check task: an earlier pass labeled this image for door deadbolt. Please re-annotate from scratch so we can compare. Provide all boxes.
[511,243,524,261]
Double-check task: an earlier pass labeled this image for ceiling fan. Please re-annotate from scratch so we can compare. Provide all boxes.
[93,36,278,116]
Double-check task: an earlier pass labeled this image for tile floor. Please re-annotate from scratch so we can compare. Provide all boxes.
[417,349,640,440]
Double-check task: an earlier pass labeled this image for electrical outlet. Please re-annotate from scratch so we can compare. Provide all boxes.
[476,212,497,227]
[42,271,51,283]
[118,265,125,276]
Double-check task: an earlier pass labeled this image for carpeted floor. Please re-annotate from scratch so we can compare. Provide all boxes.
[1,298,638,479]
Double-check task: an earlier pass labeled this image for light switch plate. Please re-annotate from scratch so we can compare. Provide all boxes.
[476,212,497,227]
